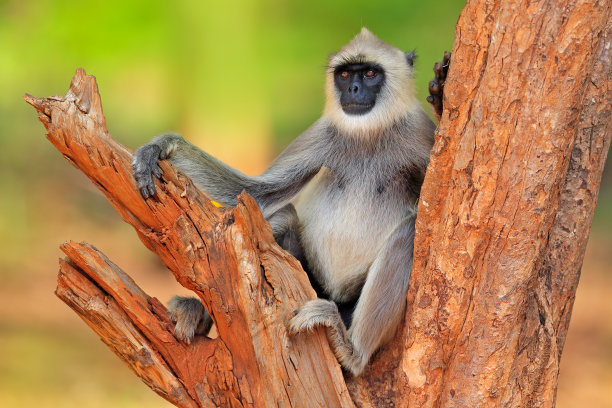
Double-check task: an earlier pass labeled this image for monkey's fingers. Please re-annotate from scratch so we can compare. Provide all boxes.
[146,185,157,198]
[132,144,163,198]
[168,296,208,344]
[426,85,443,118]
[428,79,440,94]
[153,165,162,179]
[435,51,451,84]
[427,51,451,119]
[135,177,156,198]
[433,61,444,77]
[443,51,451,69]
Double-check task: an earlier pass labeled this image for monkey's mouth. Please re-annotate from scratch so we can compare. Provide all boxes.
[341,103,374,115]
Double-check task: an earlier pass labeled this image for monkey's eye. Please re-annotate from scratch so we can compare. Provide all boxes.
[365,70,376,78]
[340,71,349,79]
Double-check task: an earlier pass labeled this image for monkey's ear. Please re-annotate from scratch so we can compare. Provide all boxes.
[405,50,417,67]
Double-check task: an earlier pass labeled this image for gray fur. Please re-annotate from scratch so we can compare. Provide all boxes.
[267,204,305,262]
[167,296,213,344]
[135,123,330,218]
[132,29,435,375]
[288,299,366,374]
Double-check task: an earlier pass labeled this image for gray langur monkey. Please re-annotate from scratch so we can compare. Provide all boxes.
[132,28,450,376]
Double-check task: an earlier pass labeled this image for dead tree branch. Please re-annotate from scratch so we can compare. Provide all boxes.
[25,70,354,407]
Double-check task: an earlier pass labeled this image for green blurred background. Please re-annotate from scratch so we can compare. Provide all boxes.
[0,0,610,406]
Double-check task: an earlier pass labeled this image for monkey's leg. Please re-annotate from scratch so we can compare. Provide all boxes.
[167,296,213,344]
[268,203,307,264]
[288,298,360,371]
[290,217,415,376]
[269,204,352,316]
[426,51,451,120]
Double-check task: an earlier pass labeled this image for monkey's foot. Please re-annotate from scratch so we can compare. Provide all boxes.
[289,299,367,376]
[167,296,213,344]
[426,51,451,120]
[289,299,342,333]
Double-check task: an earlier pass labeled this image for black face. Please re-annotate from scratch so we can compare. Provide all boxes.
[334,63,385,115]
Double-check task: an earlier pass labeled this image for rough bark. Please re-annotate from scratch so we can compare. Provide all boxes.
[25,70,354,408]
[349,0,611,407]
[26,0,610,406]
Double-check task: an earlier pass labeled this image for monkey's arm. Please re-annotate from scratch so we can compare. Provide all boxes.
[132,132,250,201]
[289,216,415,376]
[132,124,328,216]
[251,125,329,216]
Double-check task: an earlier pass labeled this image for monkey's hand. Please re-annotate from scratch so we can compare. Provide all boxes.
[167,296,213,344]
[132,144,164,198]
[289,299,367,376]
[426,51,451,120]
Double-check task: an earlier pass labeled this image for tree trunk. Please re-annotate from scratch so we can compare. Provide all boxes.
[348,1,612,407]
[26,0,610,406]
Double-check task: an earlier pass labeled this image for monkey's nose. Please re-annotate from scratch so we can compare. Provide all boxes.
[350,84,359,93]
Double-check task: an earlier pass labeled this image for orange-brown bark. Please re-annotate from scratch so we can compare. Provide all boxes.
[349,1,611,407]
[25,70,354,408]
[26,0,610,407]
[347,1,611,407]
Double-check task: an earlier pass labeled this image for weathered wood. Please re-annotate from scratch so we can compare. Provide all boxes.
[25,69,354,408]
[56,243,201,408]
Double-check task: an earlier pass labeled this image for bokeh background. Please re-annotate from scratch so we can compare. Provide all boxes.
[0,1,610,406]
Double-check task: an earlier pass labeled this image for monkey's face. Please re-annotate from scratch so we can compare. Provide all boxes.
[324,28,420,136]
[334,63,385,115]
